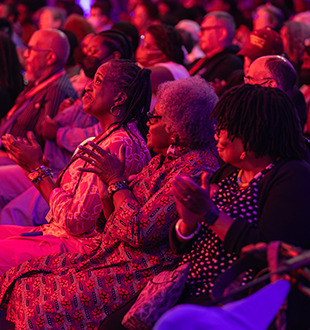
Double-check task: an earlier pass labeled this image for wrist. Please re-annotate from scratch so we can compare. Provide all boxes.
[175,219,201,241]
[203,205,220,225]
[108,176,125,186]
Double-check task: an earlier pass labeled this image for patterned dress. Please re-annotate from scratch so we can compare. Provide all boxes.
[0,122,151,274]
[0,146,218,330]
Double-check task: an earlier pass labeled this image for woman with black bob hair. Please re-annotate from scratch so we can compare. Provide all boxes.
[170,84,310,329]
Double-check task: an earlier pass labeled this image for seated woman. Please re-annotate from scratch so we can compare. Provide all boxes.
[0,59,152,274]
[170,84,310,329]
[0,76,219,330]
[136,24,189,101]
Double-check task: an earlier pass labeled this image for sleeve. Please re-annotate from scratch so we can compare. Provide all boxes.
[108,159,216,248]
[223,161,310,255]
[48,133,146,236]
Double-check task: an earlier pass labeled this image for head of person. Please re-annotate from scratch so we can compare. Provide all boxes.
[198,11,235,56]
[281,21,310,67]
[112,21,140,54]
[147,76,218,155]
[245,55,297,97]
[82,30,133,79]
[136,24,184,67]
[300,38,310,84]
[131,1,159,35]
[60,28,78,67]
[38,7,66,30]
[82,59,151,137]
[87,1,112,32]
[253,4,284,33]
[0,32,24,100]
[238,28,283,75]
[0,3,18,23]
[23,29,70,83]
[63,14,95,45]
[211,84,306,166]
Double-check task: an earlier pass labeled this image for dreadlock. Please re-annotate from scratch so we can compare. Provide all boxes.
[147,25,184,65]
[104,59,152,140]
[211,84,306,160]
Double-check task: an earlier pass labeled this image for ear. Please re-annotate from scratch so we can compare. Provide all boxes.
[112,51,122,59]
[46,51,57,65]
[169,132,179,145]
[266,79,278,88]
[114,91,127,106]
[218,27,227,42]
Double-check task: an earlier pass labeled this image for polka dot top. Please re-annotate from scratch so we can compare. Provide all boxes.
[180,162,276,296]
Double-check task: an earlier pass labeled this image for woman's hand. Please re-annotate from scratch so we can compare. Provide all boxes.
[2,132,44,172]
[171,172,215,217]
[77,141,126,185]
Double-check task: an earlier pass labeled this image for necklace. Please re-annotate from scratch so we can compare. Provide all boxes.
[237,169,250,189]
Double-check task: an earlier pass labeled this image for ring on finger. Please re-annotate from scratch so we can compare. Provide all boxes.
[91,160,96,166]
[183,195,191,202]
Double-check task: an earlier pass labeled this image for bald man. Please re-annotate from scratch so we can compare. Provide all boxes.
[246,55,307,127]
[0,29,77,159]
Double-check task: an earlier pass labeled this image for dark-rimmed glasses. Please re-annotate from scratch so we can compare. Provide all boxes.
[24,45,54,55]
[244,76,275,85]
[200,25,223,32]
[147,112,162,125]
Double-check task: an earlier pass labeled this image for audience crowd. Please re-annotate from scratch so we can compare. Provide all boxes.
[0,0,310,329]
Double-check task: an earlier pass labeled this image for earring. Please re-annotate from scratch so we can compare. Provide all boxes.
[110,105,121,117]
[240,151,246,160]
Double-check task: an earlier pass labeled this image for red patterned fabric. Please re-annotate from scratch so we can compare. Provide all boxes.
[0,146,218,330]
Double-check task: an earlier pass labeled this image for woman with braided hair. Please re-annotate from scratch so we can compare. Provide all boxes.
[136,24,189,97]
[0,75,219,329]
[169,84,310,329]
[0,59,152,275]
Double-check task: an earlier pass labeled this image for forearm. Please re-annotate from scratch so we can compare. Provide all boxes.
[34,175,58,205]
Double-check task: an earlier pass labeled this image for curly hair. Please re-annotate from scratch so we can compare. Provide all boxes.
[103,59,152,139]
[211,84,306,160]
[156,76,218,149]
[147,24,184,64]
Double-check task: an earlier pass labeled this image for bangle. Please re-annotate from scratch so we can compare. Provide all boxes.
[107,180,130,198]
[28,165,53,185]
[175,218,201,241]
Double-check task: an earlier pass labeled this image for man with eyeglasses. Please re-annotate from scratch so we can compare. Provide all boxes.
[188,11,243,95]
[0,28,77,159]
[245,55,307,129]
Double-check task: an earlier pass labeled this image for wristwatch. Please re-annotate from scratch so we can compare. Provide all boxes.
[203,207,220,225]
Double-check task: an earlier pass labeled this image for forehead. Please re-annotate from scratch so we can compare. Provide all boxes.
[96,62,111,76]
[135,5,147,15]
[28,31,44,46]
[144,32,156,44]
[88,36,109,50]
[91,7,103,16]
[41,10,54,20]
[248,58,269,75]
[201,16,218,27]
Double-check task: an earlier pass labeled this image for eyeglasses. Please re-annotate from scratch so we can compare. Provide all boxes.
[24,45,54,55]
[147,112,162,125]
[200,25,223,32]
[244,76,275,85]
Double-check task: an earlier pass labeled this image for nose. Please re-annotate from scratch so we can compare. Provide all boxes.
[85,80,93,92]
[146,120,150,128]
[214,132,219,142]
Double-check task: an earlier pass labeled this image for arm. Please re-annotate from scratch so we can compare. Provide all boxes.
[223,161,310,254]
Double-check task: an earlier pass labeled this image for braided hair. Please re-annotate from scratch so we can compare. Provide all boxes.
[211,84,306,160]
[147,24,184,64]
[104,59,152,140]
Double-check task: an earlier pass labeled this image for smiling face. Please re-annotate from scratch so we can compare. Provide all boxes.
[146,105,172,156]
[82,63,118,119]
[215,129,245,166]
